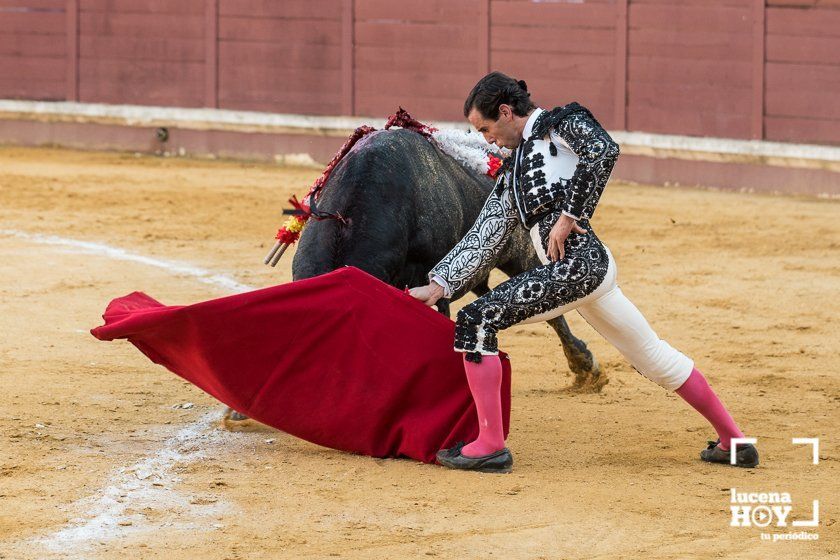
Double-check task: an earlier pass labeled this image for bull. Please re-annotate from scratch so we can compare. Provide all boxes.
[292,127,606,389]
[225,126,606,425]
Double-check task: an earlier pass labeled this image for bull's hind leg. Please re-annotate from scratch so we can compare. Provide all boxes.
[495,252,606,391]
[545,315,608,393]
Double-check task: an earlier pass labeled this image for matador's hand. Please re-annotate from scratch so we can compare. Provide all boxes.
[408,282,445,307]
[547,214,588,261]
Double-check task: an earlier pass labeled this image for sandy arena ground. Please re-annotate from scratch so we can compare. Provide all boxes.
[0,146,837,559]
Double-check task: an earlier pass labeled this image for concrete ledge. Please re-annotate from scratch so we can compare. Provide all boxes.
[0,100,471,137]
[616,155,839,198]
[1,100,838,196]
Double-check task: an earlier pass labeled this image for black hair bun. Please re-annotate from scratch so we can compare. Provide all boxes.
[516,79,528,92]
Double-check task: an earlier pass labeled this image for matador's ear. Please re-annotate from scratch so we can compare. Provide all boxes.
[549,142,558,156]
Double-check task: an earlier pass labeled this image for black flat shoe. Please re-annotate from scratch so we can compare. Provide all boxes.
[436,441,513,473]
[700,439,759,468]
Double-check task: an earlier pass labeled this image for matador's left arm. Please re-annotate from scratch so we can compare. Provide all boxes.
[544,104,620,221]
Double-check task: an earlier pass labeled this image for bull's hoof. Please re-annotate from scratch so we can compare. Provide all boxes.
[559,337,608,393]
[226,408,250,421]
[568,355,609,394]
[221,407,257,430]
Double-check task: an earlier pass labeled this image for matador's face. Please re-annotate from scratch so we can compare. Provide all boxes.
[467,105,522,151]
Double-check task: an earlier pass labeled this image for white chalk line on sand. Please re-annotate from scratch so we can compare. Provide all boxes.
[0,228,260,552]
[0,229,254,294]
[40,412,238,552]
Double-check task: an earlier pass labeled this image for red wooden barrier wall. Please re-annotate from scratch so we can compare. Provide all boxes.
[491,0,619,127]
[354,0,484,121]
[764,0,840,144]
[0,0,66,100]
[218,0,343,115]
[78,0,206,106]
[627,0,755,139]
[2,0,840,145]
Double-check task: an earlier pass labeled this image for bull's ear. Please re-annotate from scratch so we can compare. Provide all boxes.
[549,142,558,156]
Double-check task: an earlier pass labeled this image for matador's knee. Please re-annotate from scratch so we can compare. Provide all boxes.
[454,302,505,359]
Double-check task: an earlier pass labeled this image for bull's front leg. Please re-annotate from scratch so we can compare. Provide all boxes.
[546,315,607,393]
[435,299,450,317]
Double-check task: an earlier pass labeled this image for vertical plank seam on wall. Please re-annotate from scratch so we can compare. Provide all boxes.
[479,0,490,75]
[342,0,355,116]
[752,0,765,140]
[614,0,628,131]
[66,0,79,102]
[205,0,219,109]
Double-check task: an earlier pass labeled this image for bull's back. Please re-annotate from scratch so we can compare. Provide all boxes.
[291,129,498,287]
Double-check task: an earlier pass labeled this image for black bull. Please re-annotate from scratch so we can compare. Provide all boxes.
[290,128,606,390]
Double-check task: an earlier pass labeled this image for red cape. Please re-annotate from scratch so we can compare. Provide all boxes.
[91,266,511,463]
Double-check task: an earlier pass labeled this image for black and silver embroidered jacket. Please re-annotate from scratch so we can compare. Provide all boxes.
[508,102,619,227]
[429,103,619,299]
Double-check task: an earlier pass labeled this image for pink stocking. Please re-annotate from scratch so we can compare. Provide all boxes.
[461,354,506,458]
[676,367,744,451]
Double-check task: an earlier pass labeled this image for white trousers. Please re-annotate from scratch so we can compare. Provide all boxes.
[526,226,694,391]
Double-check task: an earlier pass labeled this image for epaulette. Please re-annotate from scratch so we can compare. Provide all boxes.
[530,102,597,140]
